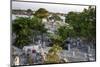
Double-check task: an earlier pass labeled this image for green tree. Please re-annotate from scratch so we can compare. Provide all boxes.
[12,16,47,48]
[65,11,82,36]
[35,8,49,18]
[31,16,47,43]
[56,25,74,48]
[48,34,62,46]
[57,25,74,41]
[12,17,33,48]
[65,6,96,44]
[81,6,96,40]
[34,8,49,46]
[45,45,62,63]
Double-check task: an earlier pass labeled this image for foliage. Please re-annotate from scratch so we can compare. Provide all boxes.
[12,16,47,48]
[48,34,62,45]
[49,44,62,53]
[80,6,96,40]
[65,6,96,41]
[34,8,49,45]
[31,16,47,33]
[45,45,62,63]
[45,52,60,63]
[57,25,74,41]
[35,8,49,18]
[12,17,33,48]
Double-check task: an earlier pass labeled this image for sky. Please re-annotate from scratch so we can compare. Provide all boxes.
[12,0,96,5]
[12,0,93,14]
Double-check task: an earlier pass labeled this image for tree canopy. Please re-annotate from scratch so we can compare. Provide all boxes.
[12,17,33,48]
[12,16,47,48]
[65,6,96,41]
[35,8,49,18]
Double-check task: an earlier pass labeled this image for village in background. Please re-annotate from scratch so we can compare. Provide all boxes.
[11,1,96,66]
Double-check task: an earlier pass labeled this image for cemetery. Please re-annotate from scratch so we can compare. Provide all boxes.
[11,1,96,66]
